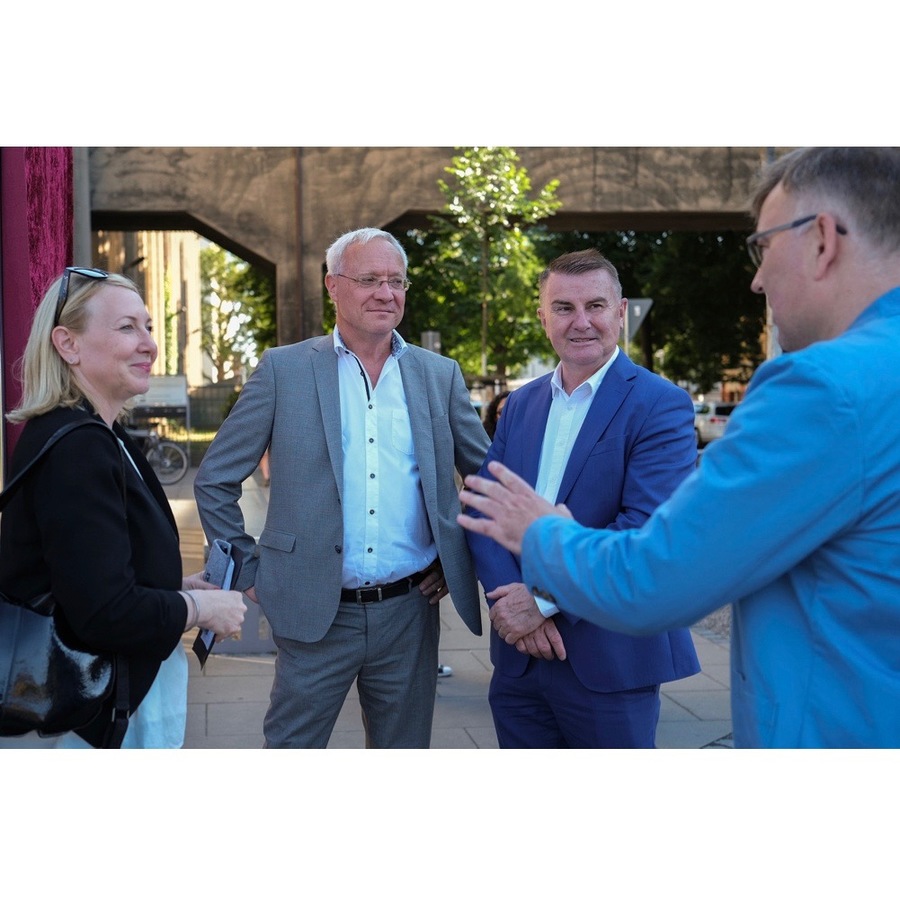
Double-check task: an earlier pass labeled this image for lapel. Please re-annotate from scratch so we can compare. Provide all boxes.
[114,422,179,535]
[555,353,635,504]
[398,349,437,511]
[311,335,344,503]
[518,376,553,488]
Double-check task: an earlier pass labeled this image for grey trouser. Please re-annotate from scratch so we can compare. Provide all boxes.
[263,587,440,748]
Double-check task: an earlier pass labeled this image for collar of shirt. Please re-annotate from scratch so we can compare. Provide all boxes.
[332,327,408,360]
[549,344,619,400]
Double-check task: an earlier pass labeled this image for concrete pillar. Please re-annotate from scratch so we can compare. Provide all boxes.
[72,147,93,266]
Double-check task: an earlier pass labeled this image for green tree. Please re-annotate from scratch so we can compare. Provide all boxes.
[635,231,765,392]
[232,262,277,358]
[404,147,561,380]
[200,244,276,381]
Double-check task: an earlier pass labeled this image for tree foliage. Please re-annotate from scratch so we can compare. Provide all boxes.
[200,243,276,381]
[233,262,277,355]
[402,147,561,380]
[322,147,764,394]
[638,231,765,392]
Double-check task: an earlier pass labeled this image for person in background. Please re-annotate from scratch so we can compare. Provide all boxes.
[0,267,245,749]
[483,390,510,440]
[259,448,271,487]
[465,249,699,748]
[459,147,900,748]
[195,228,490,748]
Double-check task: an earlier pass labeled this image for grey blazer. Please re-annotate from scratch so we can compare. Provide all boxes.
[195,335,490,642]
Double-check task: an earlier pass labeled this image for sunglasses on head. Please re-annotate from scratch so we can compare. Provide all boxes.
[54,267,109,327]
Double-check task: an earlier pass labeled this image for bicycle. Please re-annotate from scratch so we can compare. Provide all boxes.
[126,427,189,485]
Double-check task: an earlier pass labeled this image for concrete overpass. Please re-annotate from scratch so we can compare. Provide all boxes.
[86,147,776,345]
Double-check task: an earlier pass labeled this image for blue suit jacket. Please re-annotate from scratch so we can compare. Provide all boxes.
[466,352,700,692]
[521,287,900,747]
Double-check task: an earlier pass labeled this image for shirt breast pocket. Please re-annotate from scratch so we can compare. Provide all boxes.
[391,410,415,455]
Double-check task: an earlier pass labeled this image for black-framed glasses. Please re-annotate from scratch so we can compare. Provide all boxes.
[746,215,848,268]
[54,267,109,326]
[335,273,411,292]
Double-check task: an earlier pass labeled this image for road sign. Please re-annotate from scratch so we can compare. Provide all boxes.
[624,298,653,353]
[132,375,188,409]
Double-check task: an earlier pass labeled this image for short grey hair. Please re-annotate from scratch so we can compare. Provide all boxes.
[325,227,408,274]
[750,147,900,254]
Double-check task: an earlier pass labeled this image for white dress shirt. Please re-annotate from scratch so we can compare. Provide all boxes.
[533,347,619,616]
[334,329,436,589]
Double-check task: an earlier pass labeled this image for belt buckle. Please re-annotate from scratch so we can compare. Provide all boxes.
[355,586,383,603]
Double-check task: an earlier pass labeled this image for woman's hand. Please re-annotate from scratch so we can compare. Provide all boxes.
[182,571,217,591]
[183,590,246,640]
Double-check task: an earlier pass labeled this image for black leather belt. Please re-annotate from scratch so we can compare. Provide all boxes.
[340,568,429,604]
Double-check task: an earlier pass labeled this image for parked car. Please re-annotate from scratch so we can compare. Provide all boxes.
[694,401,736,447]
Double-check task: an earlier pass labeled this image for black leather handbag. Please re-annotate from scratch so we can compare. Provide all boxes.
[0,420,129,746]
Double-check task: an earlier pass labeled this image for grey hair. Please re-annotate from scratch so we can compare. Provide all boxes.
[750,147,900,254]
[325,227,408,274]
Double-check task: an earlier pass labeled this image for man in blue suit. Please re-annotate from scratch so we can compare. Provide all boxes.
[465,249,700,748]
[459,148,900,748]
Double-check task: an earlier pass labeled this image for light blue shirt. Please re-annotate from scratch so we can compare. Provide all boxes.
[522,286,900,748]
[334,328,435,588]
[532,348,617,617]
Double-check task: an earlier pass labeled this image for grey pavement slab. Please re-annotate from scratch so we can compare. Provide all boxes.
[167,467,733,751]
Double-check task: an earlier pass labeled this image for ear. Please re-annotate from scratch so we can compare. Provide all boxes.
[51,326,79,364]
[812,214,842,280]
[619,298,628,330]
[324,273,338,299]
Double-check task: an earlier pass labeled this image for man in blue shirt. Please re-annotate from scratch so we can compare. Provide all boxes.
[458,147,900,748]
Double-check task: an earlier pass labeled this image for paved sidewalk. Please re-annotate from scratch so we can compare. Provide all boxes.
[167,467,733,750]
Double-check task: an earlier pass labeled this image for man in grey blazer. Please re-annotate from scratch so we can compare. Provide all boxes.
[195,227,490,748]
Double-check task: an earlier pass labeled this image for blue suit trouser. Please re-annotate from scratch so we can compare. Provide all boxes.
[489,657,661,749]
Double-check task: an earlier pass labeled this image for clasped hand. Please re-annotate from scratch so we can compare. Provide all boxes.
[487,582,566,660]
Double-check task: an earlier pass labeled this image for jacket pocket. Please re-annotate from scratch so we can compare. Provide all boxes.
[258,528,296,553]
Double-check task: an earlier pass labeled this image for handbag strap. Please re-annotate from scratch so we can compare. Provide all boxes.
[0,419,120,510]
[105,656,130,749]
[0,417,132,748]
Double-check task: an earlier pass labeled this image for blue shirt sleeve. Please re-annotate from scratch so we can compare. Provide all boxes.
[521,351,864,635]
